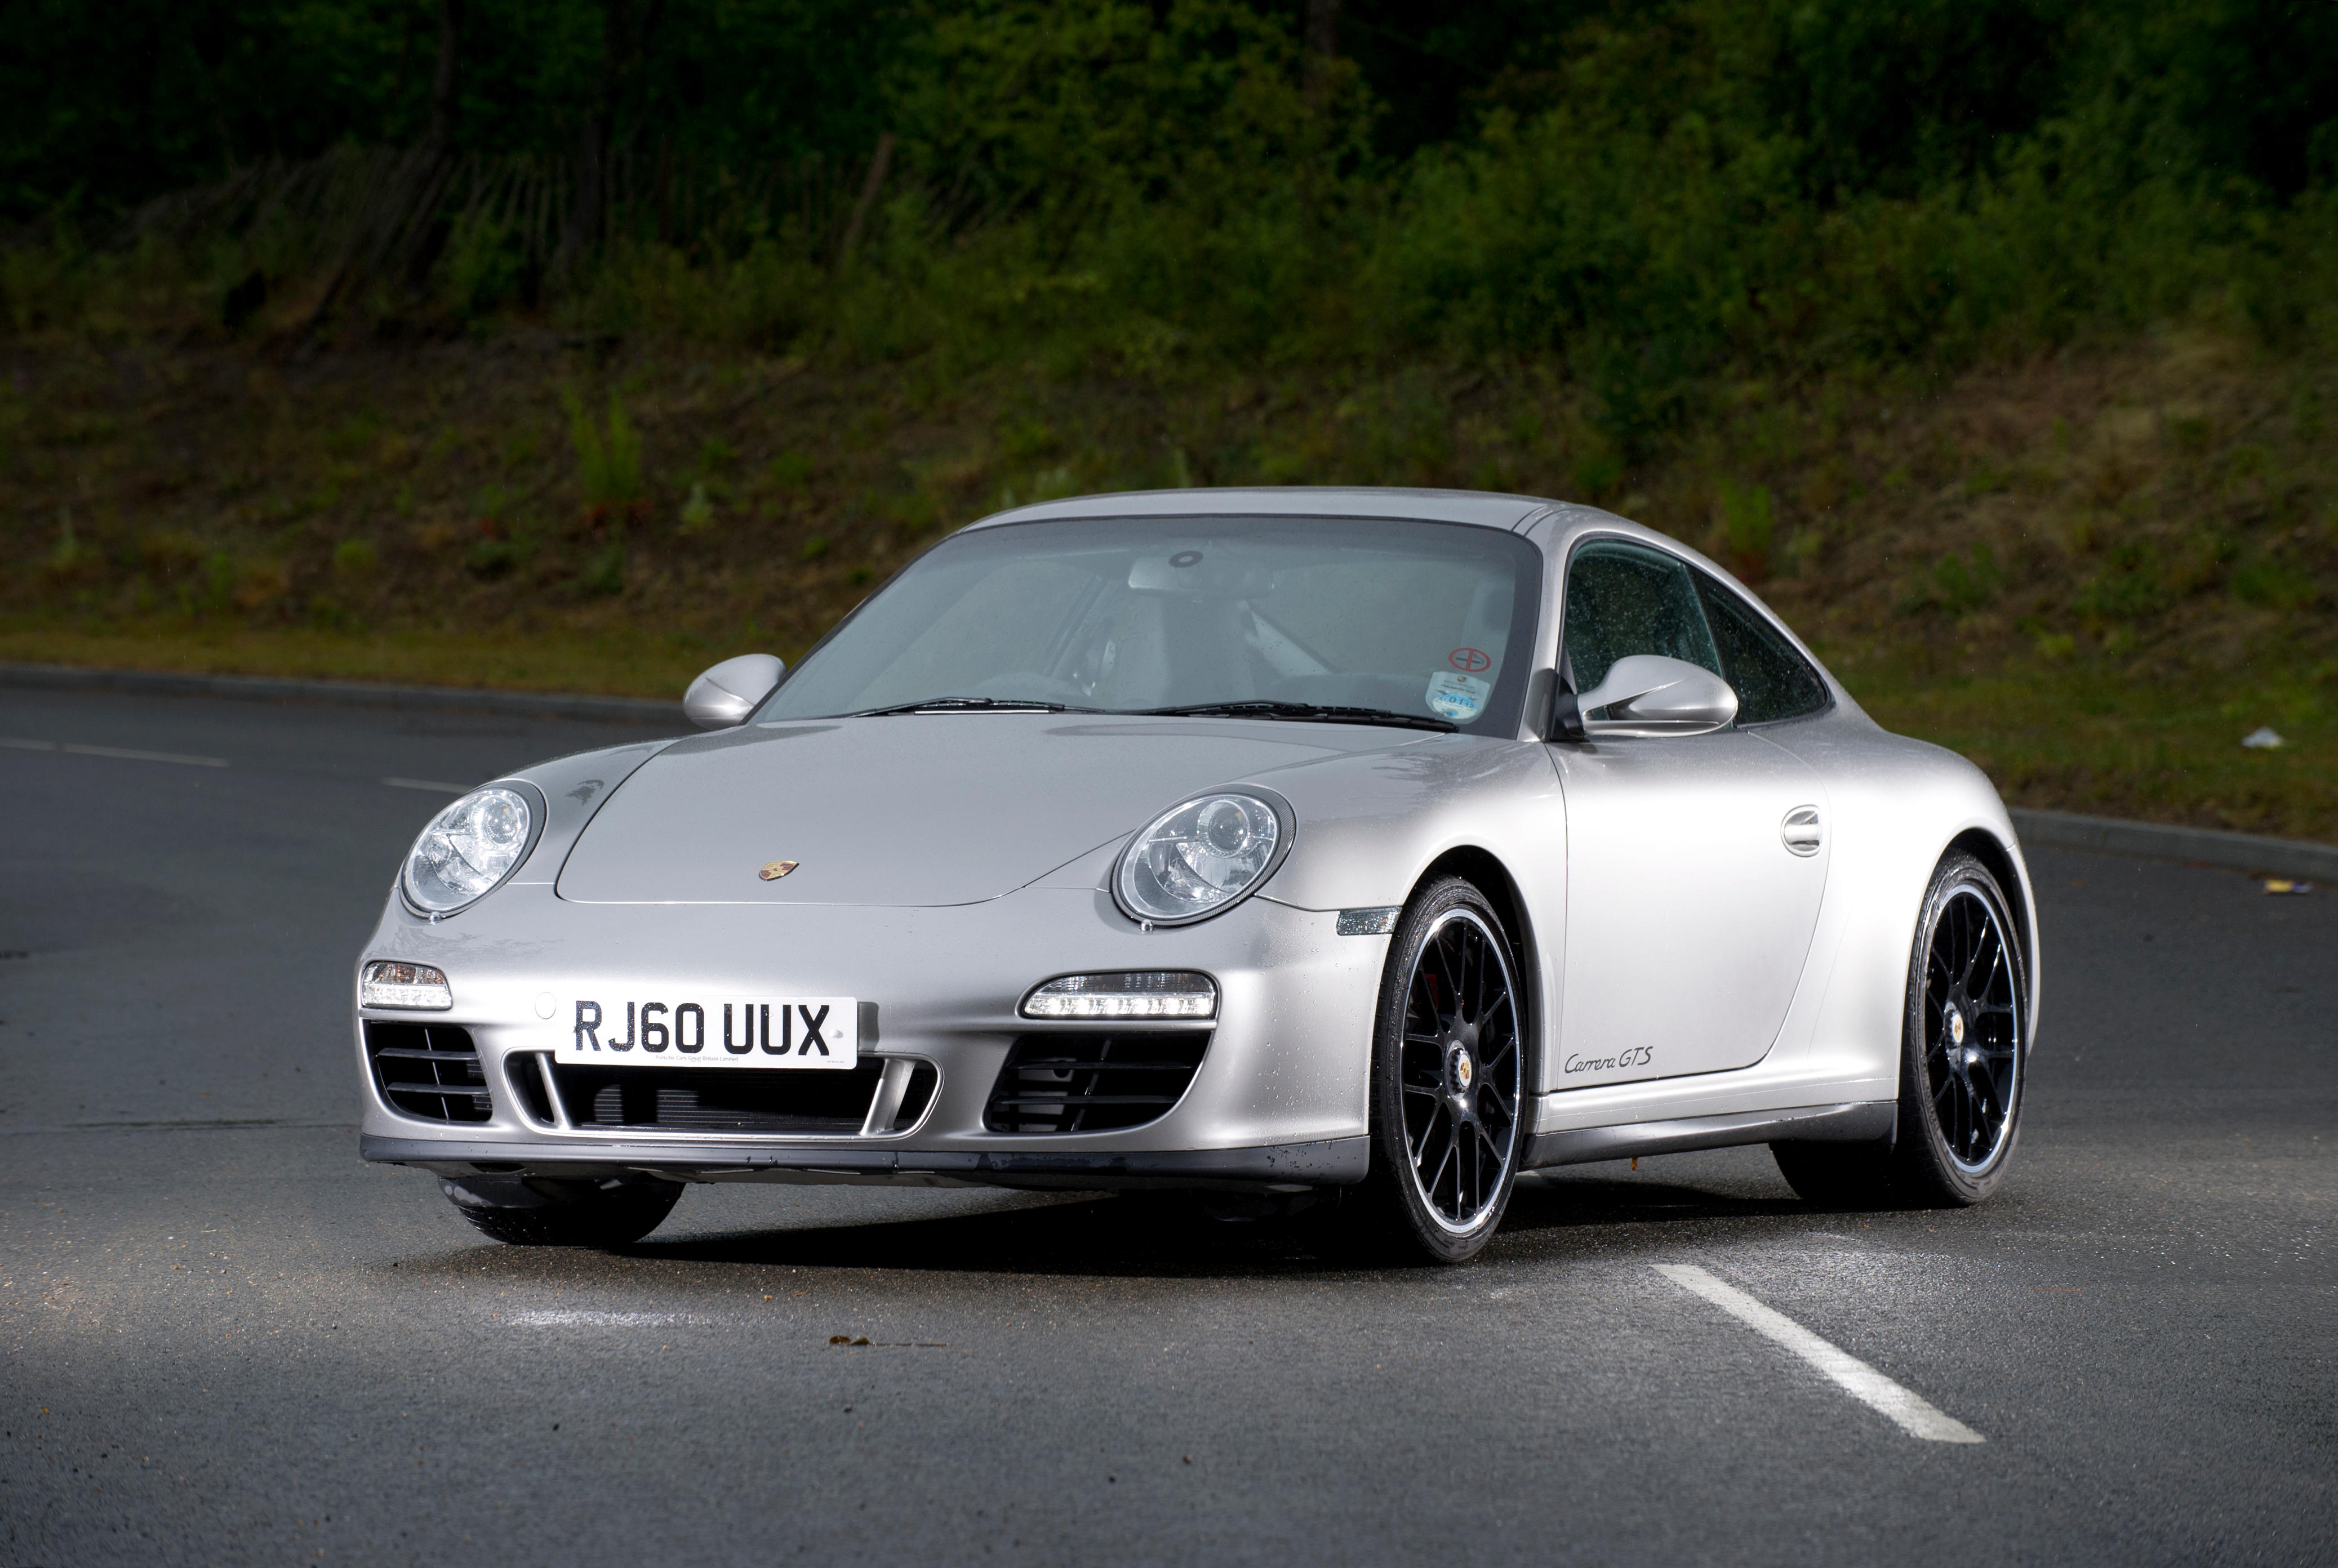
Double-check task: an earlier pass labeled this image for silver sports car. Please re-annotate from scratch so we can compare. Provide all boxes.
[355,487,2038,1262]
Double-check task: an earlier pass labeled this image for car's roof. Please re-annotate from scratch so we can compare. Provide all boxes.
[965,487,1561,533]
[964,486,1733,577]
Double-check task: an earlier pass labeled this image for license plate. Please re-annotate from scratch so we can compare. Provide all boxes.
[554,996,858,1070]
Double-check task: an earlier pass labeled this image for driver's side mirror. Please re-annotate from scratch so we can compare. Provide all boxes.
[1565,654,1737,738]
[683,652,786,729]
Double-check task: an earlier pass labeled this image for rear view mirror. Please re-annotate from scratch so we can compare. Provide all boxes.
[1576,654,1737,737]
[683,653,786,729]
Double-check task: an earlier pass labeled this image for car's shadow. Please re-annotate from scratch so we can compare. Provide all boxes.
[588,1171,1826,1280]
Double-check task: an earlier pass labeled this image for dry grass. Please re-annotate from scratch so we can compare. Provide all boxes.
[3,322,2331,838]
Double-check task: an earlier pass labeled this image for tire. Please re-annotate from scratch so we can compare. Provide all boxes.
[1772,849,2028,1208]
[1351,877,1530,1264]
[441,1173,684,1248]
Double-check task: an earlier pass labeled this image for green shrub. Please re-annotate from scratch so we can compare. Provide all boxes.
[563,388,645,511]
[579,542,626,596]
[2232,556,2320,611]
[1932,544,2003,613]
[2074,542,2168,620]
[1717,482,1776,582]
[442,213,526,322]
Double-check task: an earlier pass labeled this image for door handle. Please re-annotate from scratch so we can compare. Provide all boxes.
[1780,804,1823,856]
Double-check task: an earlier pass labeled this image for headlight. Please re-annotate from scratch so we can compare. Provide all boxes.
[402,785,537,916]
[1113,790,1290,926]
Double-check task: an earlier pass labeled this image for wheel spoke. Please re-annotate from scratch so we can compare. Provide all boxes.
[1407,1102,1445,1165]
[1962,924,1993,993]
[1973,1048,2009,1102]
[1473,1121,1505,1165]
[1431,927,1463,1004]
[1425,1120,1456,1193]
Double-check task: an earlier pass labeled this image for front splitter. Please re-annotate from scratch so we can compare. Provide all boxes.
[360,1133,1369,1192]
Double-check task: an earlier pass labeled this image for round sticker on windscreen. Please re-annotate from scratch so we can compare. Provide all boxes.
[1425,670,1491,722]
[1448,647,1491,673]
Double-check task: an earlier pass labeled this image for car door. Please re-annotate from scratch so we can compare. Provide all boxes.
[1545,538,1832,1090]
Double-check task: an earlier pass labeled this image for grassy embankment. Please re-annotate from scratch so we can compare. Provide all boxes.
[3,298,2331,841]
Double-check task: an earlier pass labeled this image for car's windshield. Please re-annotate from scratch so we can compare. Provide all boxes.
[758,515,1543,733]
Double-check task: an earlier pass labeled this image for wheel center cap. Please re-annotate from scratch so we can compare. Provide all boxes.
[1946,1004,1967,1048]
[1448,1043,1474,1094]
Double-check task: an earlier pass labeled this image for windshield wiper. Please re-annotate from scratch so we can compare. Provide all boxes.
[851,697,1091,716]
[1133,701,1458,733]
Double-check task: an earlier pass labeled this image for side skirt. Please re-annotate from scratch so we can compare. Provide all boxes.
[1524,1101,1893,1169]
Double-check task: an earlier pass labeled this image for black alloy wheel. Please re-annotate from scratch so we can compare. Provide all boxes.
[1773,849,2028,1208]
[1359,877,1528,1263]
[1922,877,2022,1173]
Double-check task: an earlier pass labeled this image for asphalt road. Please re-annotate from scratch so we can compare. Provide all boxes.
[2,685,2331,1566]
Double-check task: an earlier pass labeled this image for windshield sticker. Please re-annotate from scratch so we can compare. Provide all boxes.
[1448,647,1492,673]
[1425,670,1491,722]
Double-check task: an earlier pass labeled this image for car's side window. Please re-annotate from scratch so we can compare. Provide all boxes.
[1694,572,1831,724]
[1561,540,1722,699]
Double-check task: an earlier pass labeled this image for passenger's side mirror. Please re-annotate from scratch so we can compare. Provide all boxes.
[1575,654,1737,738]
[683,653,786,729]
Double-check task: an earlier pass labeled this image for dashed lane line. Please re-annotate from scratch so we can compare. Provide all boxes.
[1654,1263,1985,1444]
[2,737,229,767]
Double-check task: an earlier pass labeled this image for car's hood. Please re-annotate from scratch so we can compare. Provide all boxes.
[554,714,1421,906]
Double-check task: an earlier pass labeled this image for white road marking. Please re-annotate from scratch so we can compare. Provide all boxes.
[502,1310,709,1328]
[1654,1263,1984,1443]
[2,737,229,767]
[382,777,470,793]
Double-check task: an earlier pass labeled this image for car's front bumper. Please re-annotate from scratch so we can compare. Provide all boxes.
[354,881,1385,1192]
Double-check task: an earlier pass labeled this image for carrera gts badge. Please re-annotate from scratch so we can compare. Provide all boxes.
[758,860,799,881]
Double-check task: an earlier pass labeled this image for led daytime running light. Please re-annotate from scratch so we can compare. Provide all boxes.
[361,960,452,1010]
[1022,972,1218,1020]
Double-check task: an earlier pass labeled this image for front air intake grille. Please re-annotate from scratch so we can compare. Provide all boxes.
[365,1022,491,1123]
[549,1059,937,1135]
[984,1031,1211,1133]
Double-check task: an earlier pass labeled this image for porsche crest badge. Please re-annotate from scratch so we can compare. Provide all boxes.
[758,860,799,881]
